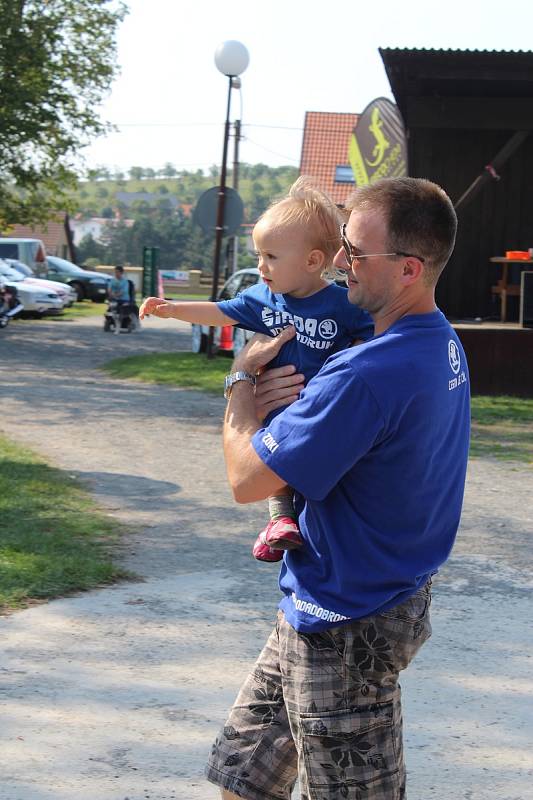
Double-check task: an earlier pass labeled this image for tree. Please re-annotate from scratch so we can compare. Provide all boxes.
[0,0,126,227]
[161,162,177,179]
[77,233,106,265]
[129,166,145,181]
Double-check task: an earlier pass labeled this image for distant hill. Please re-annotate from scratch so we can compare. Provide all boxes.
[72,164,299,272]
[73,164,299,222]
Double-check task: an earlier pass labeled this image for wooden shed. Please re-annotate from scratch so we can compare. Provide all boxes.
[380,48,533,321]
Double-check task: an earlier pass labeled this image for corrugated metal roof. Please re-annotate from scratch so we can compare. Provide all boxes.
[380,47,533,54]
[380,48,533,122]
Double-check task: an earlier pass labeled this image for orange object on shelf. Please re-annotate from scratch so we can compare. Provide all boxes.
[505,250,530,260]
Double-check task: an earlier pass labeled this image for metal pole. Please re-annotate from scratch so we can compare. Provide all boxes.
[207,76,233,358]
[231,119,241,274]
[454,131,530,211]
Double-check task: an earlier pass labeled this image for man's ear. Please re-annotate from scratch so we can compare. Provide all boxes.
[401,257,424,285]
[306,249,326,273]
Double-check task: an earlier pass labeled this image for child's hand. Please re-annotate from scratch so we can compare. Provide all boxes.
[139,297,173,320]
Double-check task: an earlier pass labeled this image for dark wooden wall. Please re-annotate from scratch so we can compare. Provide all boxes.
[408,129,533,321]
[454,327,533,397]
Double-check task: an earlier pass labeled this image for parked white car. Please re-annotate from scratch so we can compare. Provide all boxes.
[4,259,76,306]
[4,258,78,308]
[0,261,64,316]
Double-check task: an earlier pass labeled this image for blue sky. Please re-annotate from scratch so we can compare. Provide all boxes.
[83,0,533,174]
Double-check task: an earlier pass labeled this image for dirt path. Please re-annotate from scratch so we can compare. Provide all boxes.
[0,314,532,800]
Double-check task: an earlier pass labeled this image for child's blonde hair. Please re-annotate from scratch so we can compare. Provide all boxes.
[256,176,342,267]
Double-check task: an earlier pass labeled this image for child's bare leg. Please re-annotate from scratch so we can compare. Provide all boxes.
[252,486,304,562]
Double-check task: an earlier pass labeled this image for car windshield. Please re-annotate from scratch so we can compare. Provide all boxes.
[5,259,33,276]
[47,256,83,274]
[0,263,24,281]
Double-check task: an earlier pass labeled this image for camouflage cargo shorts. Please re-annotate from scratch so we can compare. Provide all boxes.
[205,579,432,800]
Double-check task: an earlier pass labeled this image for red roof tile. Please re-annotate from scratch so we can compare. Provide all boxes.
[299,111,358,206]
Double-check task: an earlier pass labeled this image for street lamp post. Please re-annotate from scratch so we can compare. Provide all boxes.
[207,40,249,358]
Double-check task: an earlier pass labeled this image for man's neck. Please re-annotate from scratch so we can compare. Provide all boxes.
[373,294,437,336]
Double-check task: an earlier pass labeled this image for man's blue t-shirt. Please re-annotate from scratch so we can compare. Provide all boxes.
[217,282,373,385]
[252,310,470,633]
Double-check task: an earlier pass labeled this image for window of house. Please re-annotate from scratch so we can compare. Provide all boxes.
[335,165,355,184]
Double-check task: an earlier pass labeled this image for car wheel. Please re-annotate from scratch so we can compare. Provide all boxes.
[94,296,106,304]
[191,324,207,353]
[232,327,247,356]
[70,281,85,301]
[0,317,8,328]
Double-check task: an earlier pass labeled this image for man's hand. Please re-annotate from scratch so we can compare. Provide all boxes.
[139,297,174,320]
[255,365,304,422]
[232,326,297,376]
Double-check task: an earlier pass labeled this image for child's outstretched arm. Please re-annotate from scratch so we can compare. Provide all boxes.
[139,297,236,326]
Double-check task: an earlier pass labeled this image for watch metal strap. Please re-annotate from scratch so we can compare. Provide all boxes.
[224,370,256,399]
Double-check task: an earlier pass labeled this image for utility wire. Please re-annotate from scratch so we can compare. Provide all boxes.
[241,135,300,164]
[110,121,305,132]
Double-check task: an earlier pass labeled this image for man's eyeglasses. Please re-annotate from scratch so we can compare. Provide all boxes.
[340,223,426,267]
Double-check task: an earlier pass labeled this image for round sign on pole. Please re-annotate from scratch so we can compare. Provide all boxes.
[348,97,408,185]
[193,187,244,236]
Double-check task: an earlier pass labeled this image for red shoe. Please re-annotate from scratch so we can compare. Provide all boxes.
[262,516,304,550]
[252,535,283,562]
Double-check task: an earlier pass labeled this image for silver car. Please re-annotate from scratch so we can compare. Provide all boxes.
[0,261,63,316]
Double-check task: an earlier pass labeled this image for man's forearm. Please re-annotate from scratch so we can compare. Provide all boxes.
[223,381,285,503]
[222,326,297,503]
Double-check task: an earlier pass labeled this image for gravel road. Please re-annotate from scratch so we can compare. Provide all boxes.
[0,313,531,800]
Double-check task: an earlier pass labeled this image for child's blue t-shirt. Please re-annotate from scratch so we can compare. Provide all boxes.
[252,310,471,633]
[217,282,373,385]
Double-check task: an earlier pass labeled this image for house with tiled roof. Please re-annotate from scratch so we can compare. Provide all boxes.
[70,216,135,246]
[2,216,74,261]
[299,112,358,206]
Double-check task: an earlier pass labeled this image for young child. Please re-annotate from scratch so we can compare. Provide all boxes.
[139,178,373,562]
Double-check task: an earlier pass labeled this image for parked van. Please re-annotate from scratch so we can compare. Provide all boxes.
[0,238,48,277]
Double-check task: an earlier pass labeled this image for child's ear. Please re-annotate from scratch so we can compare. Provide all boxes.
[307,249,326,273]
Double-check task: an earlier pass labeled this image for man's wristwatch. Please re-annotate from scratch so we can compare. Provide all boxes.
[224,370,256,400]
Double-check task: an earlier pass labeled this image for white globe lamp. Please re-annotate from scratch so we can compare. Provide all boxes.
[214,40,249,77]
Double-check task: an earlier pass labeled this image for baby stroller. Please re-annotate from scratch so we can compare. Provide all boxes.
[103,280,140,334]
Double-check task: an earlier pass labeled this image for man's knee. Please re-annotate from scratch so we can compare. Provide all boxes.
[221,791,241,799]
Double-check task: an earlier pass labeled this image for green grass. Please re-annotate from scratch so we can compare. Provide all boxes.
[164,293,211,301]
[101,354,533,464]
[13,301,106,324]
[470,395,533,424]
[101,351,229,393]
[48,301,107,321]
[470,396,533,464]
[0,435,130,611]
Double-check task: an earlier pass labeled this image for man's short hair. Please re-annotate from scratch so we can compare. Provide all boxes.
[115,265,124,274]
[347,178,457,285]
